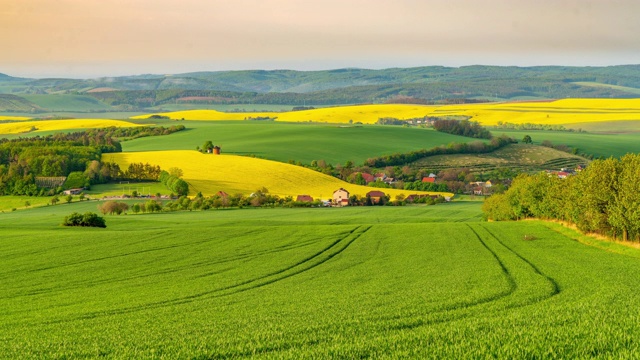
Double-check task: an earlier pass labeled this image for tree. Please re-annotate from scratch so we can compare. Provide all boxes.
[522,135,532,144]
[51,196,59,206]
[65,195,73,204]
[608,154,640,241]
[202,140,214,153]
[168,167,183,178]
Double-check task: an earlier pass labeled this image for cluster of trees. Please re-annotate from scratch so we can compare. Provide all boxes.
[84,124,185,139]
[119,163,162,181]
[404,181,450,192]
[432,119,492,139]
[62,212,106,228]
[159,170,188,196]
[483,154,640,242]
[364,135,516,168]
[98,201,129,215]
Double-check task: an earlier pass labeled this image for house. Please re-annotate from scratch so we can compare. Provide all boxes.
[557,171,569,179]
[63,188,83,195]
[422,177,435,183]
[333,188,350,206]
[366,190,386,204]
[428,173,437,178]
[473,186,484,196]
[361,173,375,183]
[374,173,386,181]
[296,195,314,202]
[216,191,229,198]
[213,146,221,155]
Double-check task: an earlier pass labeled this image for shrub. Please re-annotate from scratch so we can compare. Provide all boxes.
[62,212,106,228]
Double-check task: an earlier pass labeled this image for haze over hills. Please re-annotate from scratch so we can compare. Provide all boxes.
[1,65,640,112]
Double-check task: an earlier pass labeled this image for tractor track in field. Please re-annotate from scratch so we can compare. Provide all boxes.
[40,225,371,325]
[380,223,559,332]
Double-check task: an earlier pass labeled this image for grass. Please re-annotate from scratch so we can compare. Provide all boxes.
[120,120,479,165]
[107,150,453,199]
[573,82,640,96]
[412,144,589,173]
[493,130,640,158]
[2,203,640,357]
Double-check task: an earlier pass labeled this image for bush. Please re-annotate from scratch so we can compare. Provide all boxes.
[62,212,106,228]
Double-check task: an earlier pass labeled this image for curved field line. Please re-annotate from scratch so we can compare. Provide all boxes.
[379,223,557,331]
[41,225,371,324]
[478,224,560,296]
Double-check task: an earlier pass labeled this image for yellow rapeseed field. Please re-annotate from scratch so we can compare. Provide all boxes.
[0,116,31,121]
[0,119,142,134]
[133,99,640,126]
[107,150,453,199]
[132,104,438,124]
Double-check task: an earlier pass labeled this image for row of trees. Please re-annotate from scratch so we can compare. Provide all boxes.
[483,154,640,242]
[159,170,189,196]
[432,119,492,139]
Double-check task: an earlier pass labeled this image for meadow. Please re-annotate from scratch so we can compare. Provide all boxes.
[107,150,452,199]
[120,120,477,165]
[2,202,640,357]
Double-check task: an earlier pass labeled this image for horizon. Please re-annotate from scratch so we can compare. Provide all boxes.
[3,63,640,81]
[3,0,640,78]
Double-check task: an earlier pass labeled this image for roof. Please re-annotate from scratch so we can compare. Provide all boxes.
[333,188,349,194]
[361,173,375,183]
[217,191,229,197]
[296,195,314,202]
[367,190,386,197]
[422,177,435,183]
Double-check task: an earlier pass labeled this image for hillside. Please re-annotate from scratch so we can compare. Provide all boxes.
[2,66,640,110]
[108,150,452,198]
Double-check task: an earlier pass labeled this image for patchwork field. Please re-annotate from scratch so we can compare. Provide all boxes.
[120,121,479,165]
[108,150,452,199]
[413,144,588,173]
[134,99,640,127]
[2,203,640,357]
[0,118,142,134]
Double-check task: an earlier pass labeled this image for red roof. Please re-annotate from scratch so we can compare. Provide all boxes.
[367,190,386,197]
[422,177,435,183]
[217,191,229,197]
[334,188,349,194]
[296,195,314,202]
[361,173,375,183]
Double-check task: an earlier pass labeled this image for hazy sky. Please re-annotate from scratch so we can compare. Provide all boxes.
[2,0,640,78]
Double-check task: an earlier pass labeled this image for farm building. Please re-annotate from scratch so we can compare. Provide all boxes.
[333,188,350,206]
[296,195,314,202]
[63,188,83,195]
[366,190,386,204]
[361,173,375,183]
[216,191,229,198]
[213,146,221,155]
[422,177,435,183]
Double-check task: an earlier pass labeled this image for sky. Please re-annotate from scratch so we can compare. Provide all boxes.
[2,0,640,78]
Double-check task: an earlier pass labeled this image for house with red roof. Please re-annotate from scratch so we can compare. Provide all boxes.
[296,195,314,202]
[366,190,386,204]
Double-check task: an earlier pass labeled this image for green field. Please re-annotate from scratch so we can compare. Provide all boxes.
[120,121,481,165]
[2,202,640,357]
[148,104,315,112]
[494,130,640,158]
[413,144,588,173]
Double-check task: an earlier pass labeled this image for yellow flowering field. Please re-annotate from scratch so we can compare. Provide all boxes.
[0,116,31,121]
[132,104,438,124]
[133,99,640,126]
[107,150,452,199]
[0,119,142,134]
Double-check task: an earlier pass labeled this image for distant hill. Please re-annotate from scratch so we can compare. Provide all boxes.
[1,65,640,110]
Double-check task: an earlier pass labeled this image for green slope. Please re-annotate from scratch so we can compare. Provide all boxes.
[120,121,484,165]
[22,94,112,112]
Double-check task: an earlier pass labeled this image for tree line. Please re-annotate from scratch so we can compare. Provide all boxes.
[483,153,640,242]
[432,119,492,139]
